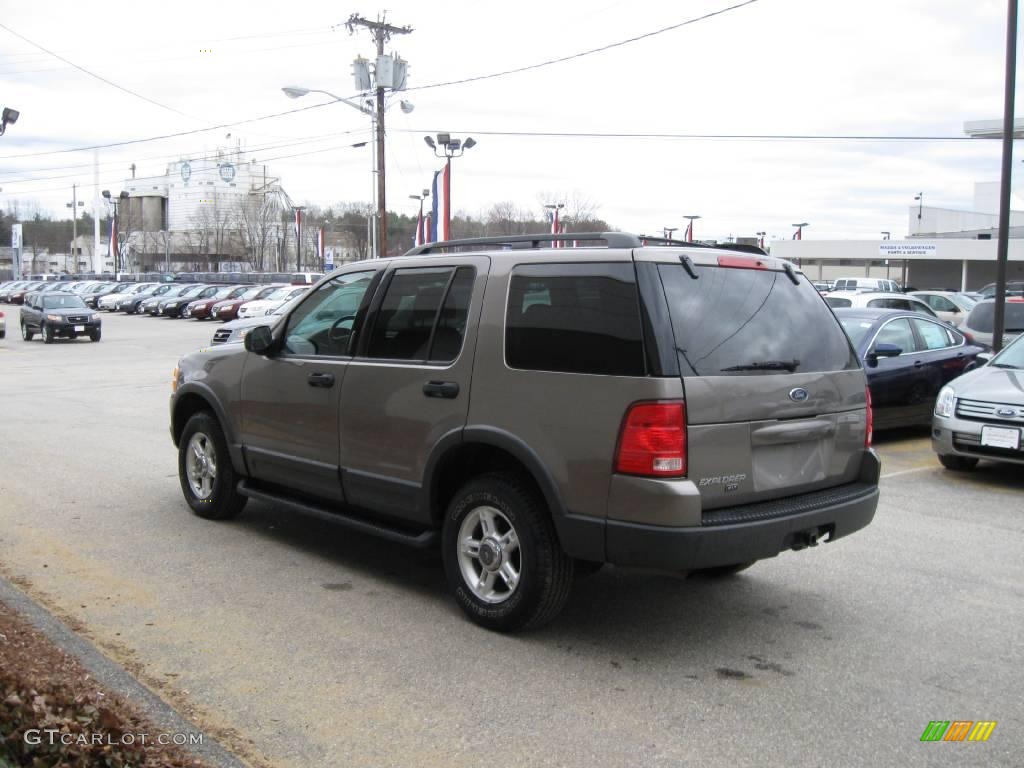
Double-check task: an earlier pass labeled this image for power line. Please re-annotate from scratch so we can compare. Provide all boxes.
[397,129,978,142]
[406,0,762,92]
[0,22,199,123]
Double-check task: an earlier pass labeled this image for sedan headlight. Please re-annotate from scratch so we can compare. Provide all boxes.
[935,386,956,418]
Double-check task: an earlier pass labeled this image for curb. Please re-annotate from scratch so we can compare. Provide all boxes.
[0,576,250,768]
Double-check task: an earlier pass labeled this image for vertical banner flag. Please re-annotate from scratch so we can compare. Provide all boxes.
[414,208,425,247]
[430,171,440,243]
[793,227,801,240]
[439,163,451,241]
[294,209,302,240]
[550,206,560,248]
[109,217,118,265]
[684,220,693,241]
[317,226,325,265]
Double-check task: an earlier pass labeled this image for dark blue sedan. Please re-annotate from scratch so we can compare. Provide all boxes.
[833,308,986,430]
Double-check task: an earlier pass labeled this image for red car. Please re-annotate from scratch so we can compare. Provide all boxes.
[187,285,248,320]
[212,285,285,321]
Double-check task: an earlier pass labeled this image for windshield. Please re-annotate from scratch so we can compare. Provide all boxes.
[952,293,977,309]
[657,264,859,376]
[991,334,1024,369]
[240,287,263,299]
[261,287,291,301]
[966,301,1024,333]
[178,285,205,297]
[838,316,876,348]
[43,295,87,309]
[825,296,853,308]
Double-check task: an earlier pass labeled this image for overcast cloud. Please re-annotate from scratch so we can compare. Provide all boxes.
[0,0,1018,242]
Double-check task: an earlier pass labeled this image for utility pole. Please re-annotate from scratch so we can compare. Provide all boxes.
[346,13,412,258]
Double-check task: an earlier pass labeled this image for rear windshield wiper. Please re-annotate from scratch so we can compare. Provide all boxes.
[990,362,1022,369]
[720,359,800,373]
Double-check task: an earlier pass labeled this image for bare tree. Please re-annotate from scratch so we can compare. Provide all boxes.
[536,189,604,230]
[233,194,280,271]
[485,201,525,235]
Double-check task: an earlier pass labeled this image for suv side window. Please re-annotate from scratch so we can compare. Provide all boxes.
[283,270,375,357]
[505,263,645,376]
[366,267,455,361]
[874,318,918,354]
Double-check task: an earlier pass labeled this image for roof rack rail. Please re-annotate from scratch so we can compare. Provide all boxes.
[636,235,768,256]
[404,231,641,256]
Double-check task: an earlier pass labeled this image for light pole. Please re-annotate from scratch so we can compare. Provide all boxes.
[425,133,477,241]
[756,231,766,250]
[283,86,412,258]
[881,231,891,240]
[664,226,679,240]
[292,206,305,271]
[410,189,429,246]
[66,184,84,274]
[792,222,809,241]
[683,215,701,242]
[914,192,924,234]
[0,107,19,136]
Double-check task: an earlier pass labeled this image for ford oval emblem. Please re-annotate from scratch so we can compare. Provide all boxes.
[997,407,1016,418]
[789,387,810,403]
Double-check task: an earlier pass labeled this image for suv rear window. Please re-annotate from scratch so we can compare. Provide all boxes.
[506,263,645,376]
[966,301,1024,332]
[656,263,858,376]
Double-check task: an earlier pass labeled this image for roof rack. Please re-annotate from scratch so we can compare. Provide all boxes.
[402,231,768,257]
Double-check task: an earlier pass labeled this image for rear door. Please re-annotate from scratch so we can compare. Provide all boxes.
[648,256,866,509]
[338,256,488,525]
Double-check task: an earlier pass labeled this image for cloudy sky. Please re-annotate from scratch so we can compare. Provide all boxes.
[0,0,1018,242]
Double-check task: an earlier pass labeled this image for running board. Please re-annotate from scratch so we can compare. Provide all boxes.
[236,481,438,549]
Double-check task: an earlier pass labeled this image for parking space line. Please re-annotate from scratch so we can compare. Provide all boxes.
[880,465,936,479]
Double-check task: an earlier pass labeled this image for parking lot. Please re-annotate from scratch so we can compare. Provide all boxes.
[0,311,1021,767]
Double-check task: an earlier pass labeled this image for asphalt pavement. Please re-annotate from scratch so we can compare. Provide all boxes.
[0,311,1021,767]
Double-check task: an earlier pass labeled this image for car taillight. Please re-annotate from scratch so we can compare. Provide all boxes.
[865,386,873,448]
[615,402,687,477]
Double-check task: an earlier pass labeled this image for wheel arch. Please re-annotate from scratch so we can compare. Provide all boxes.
[171,384,247,476]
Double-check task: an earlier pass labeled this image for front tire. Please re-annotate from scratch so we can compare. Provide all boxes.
[178,412,247,520]
[442,473,573,632]
[938,454,978,471]
[42,323,54,344]
[20,322,33,341]
[89,329,101,342]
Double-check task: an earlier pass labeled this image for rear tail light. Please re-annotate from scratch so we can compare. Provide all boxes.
[717,255,768,270]
[865,387,873,448]
[615,402,687,477]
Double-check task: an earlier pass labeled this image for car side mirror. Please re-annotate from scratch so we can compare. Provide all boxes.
[866,342,902,368]
[976,351,993,365]
[244,325,275,356]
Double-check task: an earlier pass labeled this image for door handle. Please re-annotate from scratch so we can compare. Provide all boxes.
[308,372,335,388]
[423,380,460,399]
[913,361,923,368]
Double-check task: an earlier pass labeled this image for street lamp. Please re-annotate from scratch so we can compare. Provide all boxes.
[792,222,809,241]
[0,107,19,136]
[664,226,679,240]
[66,184,85,274]
[424,133,477,241]
[881,231,891,240]
[282,86,409,259]
[914,192,924,234]
[682,215,701,242]
[756,231,766,250]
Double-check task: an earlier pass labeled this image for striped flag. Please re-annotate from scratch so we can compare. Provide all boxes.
[430,171,440,243]
[294,209,302,241]
[551,206,560,249]
[437,163,451,241]
[684,220,693,241]
[414,207,425,247]
[792,228,801,240]
[317,226,325,265]
[109,216,118,266]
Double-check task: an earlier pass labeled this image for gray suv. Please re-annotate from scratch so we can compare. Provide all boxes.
[170,233,880,631]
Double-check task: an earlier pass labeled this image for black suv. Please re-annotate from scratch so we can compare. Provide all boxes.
[21,292,102,343]
[170,233,879,631]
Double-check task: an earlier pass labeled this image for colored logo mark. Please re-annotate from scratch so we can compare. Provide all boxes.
[920,720,997,742]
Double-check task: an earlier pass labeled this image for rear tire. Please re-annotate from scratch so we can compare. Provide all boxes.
[938,454,978,471]
[178,412,247,520]
[442,473,573,632]
[20,322,32,341]
[692,561,757,578]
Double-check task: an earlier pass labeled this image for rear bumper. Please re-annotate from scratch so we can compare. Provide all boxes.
[604,451,880,570]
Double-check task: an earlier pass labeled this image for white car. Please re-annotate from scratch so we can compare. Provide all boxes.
[824,291,938,317]
[98,282,156,310]
[909,291,976,326]
[829,277,902,293]
[236,286,309,319]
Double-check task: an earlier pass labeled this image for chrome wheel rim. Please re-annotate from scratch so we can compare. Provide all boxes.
[457,505,521,604]
[185,432,217,499]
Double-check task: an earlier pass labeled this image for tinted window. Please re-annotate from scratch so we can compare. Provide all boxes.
[284,271,375,356]
[912,318,954,350]
[875,318,917,354]
[966,301,1024,332]
[658,264,858,376]
[430,267,474,363]
[506,263,644,376]
[825,296,852,308]
[367,268,452,360]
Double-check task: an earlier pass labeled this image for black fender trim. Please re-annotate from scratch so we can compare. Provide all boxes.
[171,382,247,476]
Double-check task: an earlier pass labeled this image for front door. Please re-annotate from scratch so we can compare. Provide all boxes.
[339,257,489,524]
[239,269,380,502]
